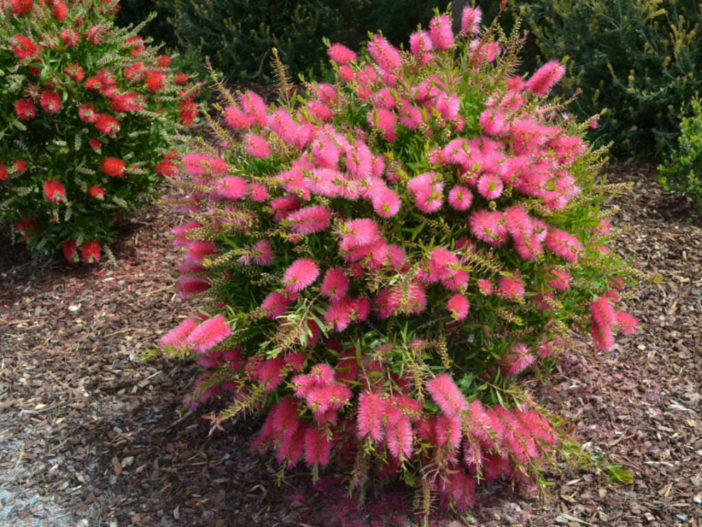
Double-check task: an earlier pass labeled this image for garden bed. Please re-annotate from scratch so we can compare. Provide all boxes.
[0,160,699,526]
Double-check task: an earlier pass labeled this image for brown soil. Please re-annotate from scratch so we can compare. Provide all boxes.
[0,160,700,527]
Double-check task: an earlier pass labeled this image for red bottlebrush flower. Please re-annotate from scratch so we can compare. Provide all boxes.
[78,104,98,123]
[179,101,198,125]
[102,157,126,177]
[427,374,469,419]
[0,163,8,181]
[89,185,105,199]
[51,1,68,20]
[357,392,387,441]
[155,159,178,178]
[12,159,27,174]
[185,314,231,354]
[146,71,167,92]
[283,258,320,293]
[124,62,146,81]
[94,113,121,135]
[82,240,101,263]
[14,98,36,120]
[125,36,145,56]
[62,240,80,263]
[43,178,66,202]
[85,76,103,92]
[40,90,61,114]
[66,64,84,82]
[15,217,39,241]
[88,138,102,152]
[174,72,189,85]
[111,92,144,113]
[61,28,80,46]
[157,55,172,67]
[10,0,33,16]
[11,34,39,60]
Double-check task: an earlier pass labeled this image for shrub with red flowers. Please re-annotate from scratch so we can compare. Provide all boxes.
[0,0,200,260]
[161,7,641,515]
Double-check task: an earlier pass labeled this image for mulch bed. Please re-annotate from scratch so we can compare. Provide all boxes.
[0,160,700,527]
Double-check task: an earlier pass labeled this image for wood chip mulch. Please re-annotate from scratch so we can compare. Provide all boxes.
[0,159,700,527]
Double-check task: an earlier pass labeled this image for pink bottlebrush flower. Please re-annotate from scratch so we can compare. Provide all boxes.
[435,92,461,123]
[240,90,268,127]
[253,356,286,391]
[283,258,320,293]
[448,185,473,211]
[252,240,275,265]
[269,108,298,146]
[461,5,482,35]
[505,205,533,240]
[616,311,640,334]
[516,409,557,447]
[321,268,349,302]
[159,317,199,350]
[212,176,248,201]
[371,186,401,218]
[409,30,433,59]
[500,342,536,375]
[182,154,229,176]
[386,412,413,460]
[480,108,507,136]
[270,195,301,219]
[244,133,271,158]
[178,276,211,297]
[525,60,566,95]
[185,315,231,354]
[426,373,468,418]
[423,248,458,283]
[429,14,454,50]
[224,105,252,129]
[545,229,583,262]
[399,102,424,129]
[346,142,373,178]
[328,43,357,65]
[482,452,511,484]
[470,210,508,246]
[435,415,463,449]
[312,136,341,168]
[591,320,615,352]
[373,88,396,109]
[368,108,397,141]
[440,262,469,289]
[409,172,444,213]
[315,83,339,105]
[339,64,355,81]
[590,296,616,329]
[325,297,354,332]
[367,34,403,74]
[357,392,387,441]
[286,205,333,235]
[448,294,470,320]
[270,397,301,435]
[477,173,504,200]
[477,279,493,296]
[43,179,66,203]
[304,427,333,467]
[308,100,334,122]
[444,470,476,512]
[548,269,572,291]
[249,182,269,202]
[467,399,502,448]
[185,240,217,263]
[495,406,539,464]
[262,291,291,319]
[278,419,307,466]
[498,275,525,302]
[341,218,382,250]
[376,282,427,318]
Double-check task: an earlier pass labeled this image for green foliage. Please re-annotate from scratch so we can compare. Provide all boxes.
[500,0,702,157]
[659,97,702,211]
[0,0,200,260]
[151,0,449,83]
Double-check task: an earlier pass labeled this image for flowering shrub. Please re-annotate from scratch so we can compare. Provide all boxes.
[0,0,199,260]
[162,7,640,514]
[659,97,702,213]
